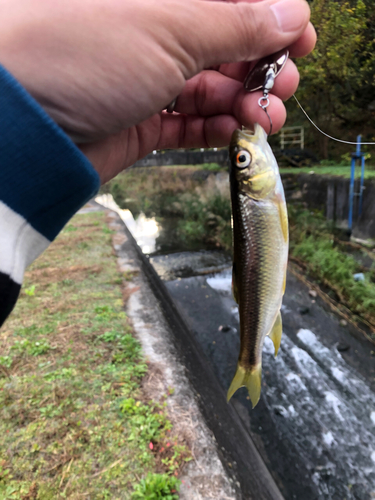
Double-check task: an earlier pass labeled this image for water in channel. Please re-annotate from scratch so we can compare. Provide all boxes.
[96,182,375,500]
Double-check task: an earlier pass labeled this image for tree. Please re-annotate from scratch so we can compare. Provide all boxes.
[288,0,375,158]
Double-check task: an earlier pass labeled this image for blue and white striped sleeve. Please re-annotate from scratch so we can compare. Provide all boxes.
[0,65,101,327]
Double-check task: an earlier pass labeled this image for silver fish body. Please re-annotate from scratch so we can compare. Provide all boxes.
[227,124,288,407]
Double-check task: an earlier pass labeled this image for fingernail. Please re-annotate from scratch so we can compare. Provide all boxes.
[270,0,309,32]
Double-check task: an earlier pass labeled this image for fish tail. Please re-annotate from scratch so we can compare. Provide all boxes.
[227,363,262,408]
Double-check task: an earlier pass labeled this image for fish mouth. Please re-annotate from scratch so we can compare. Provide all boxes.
[238,123,263,140]
[230,123,265,154]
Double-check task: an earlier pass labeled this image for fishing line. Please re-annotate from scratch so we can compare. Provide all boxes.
[292,94,375,146]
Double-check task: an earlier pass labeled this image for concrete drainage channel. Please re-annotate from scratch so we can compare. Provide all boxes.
[94,196,375,500]
[92,199,284,500]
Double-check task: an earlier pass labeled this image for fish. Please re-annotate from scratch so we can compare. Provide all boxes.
[227,123,288,408]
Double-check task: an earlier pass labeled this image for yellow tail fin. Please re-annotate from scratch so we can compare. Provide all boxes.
[227,364,262,408]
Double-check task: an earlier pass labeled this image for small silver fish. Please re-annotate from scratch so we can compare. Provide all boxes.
[227,124,288,408]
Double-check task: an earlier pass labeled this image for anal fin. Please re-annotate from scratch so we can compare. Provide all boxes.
[227,363,262,409]
[269,311,282,357]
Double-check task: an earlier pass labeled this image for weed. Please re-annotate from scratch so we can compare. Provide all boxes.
[289,204,375,326]
[0,356,12,369]
[161,444,192,474]
[176,194,232,251]
[98,330,123,342]
[61,278,74,286]
[43,367,77,381]
[120,398,172,444]
[24,285,36,296]
[64,224,78,232]
[10,339,51,356]
[131,473,180,499]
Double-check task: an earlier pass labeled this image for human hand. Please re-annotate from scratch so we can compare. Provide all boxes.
[0,0,316,183]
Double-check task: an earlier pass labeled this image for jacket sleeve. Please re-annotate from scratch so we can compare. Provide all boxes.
[0,65,101,327]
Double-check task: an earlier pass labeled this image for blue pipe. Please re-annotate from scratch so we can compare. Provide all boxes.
[359,154,365,216]
[348,156,356,232]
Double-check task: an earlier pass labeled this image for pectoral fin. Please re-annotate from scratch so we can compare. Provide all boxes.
[277,198,289,244]
[227,363,262,409]
[268,311,282,357]
[232,263,239,304]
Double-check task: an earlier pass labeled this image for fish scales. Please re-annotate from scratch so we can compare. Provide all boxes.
[234,195,285,367]
[228,124,288,408]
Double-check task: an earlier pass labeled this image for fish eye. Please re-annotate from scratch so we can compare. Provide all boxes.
[235,150,251,169]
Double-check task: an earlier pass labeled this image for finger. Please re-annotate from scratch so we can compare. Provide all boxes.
[80,114,163,183]
[174,59,298,117]
[176,0,311,76]
[157,99,286,150]
[216,62,253,82]
[157,114,239,149]
[268,58,300,98]
[288,22,317,58]
[215,22,315,83]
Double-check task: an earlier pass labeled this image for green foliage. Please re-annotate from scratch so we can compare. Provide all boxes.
[0,355,12,368]
[131,473,180,499]
[120,398,172,445]
[161,444,192,474]
[290,0,375,158]
[24,285,36,296]
[43,367,77,381]
[10,338,51,356]
[289,205,375,324]
[176,194,232,251]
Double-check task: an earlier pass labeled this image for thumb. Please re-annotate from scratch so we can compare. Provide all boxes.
[173,0,311,76]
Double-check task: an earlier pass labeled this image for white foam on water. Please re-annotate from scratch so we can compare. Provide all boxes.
[297,328,317,346]
[331,366,346,383]
[261,327,375,497]
[287,405,297,417]
[324,392,345,422]
[206,276,231,293]
[323,431,334,447]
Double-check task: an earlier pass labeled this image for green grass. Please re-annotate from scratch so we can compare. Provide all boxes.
[289,205,375,329]
[0,211,188,499]
[280,164,375,179]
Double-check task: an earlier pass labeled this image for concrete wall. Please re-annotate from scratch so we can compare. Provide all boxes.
[133,151,374,239]
[133,150,229,167]
[282,173,375,239]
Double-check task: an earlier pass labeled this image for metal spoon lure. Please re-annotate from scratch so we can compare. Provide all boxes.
[244,49,289,135]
